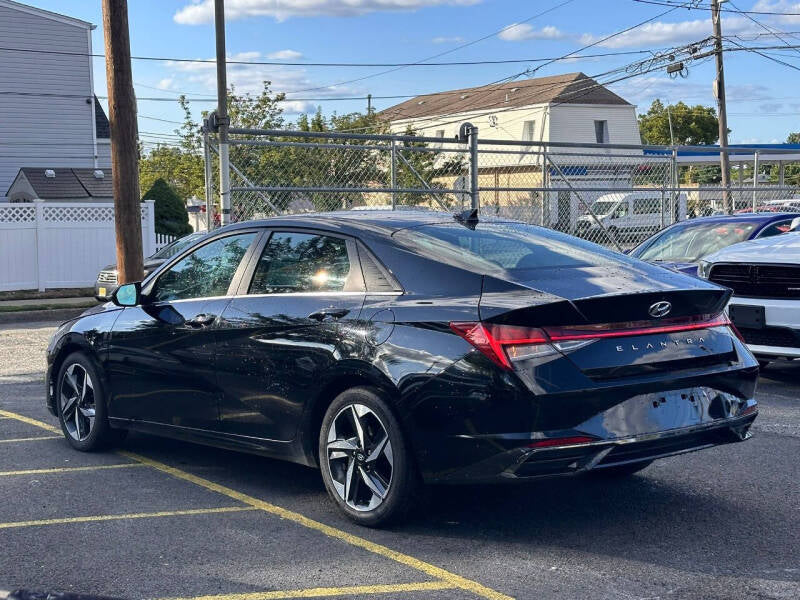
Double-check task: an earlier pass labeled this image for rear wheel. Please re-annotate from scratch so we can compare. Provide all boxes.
[319,386,418,527]
[591,460,653,478]
[56,352,119,451]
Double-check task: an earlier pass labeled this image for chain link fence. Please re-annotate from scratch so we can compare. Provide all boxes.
[204,128,800,249]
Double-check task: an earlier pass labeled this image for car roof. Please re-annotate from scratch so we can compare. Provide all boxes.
[218,209,499,236]
[670,212,800,227]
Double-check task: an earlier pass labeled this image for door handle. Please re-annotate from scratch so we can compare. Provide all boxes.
[185,313,216,328]
[308,308,350,322]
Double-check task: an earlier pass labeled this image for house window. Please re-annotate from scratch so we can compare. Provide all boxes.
[522,120,537,141]
[594,120,609,144]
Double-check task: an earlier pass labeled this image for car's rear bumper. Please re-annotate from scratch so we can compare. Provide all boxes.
[428,412,756,483]
[418,384,758,483]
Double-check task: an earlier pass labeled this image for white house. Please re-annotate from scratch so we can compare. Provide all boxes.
[0,0,111,202]
[383,72,639,152]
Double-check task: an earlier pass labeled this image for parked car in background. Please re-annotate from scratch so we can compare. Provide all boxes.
[735,199,800,214]
[699,217,800,368]
[49,211,758,526]
[630,213,800,275]
[94,232,206,300]
[576,191,688,244]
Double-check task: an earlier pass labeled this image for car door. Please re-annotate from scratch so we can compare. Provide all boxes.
[215,229,366,441]
[106,230,260,431]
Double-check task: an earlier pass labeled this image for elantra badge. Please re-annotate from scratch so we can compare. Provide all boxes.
[648,301,672,318]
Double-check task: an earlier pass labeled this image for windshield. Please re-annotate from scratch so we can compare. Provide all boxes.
[635,221,757,263]
[393,221,621,273]
[589,200,618,216]
[149,233,203,260]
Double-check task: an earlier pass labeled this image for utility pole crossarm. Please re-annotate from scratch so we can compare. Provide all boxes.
[712,0,732,214]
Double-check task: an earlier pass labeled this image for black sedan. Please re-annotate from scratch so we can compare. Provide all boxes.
[46,210,759,526]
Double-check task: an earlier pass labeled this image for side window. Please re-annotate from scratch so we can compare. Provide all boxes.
[249,231,363,294]
[757,220,792,238]
[614,202,629,218]
[151,232,256,302]
[633,198,660,215]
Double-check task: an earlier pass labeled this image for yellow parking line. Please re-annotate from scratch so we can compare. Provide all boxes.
[0,435,61,443]
[0,409,512,600]
[0,463,145,477]
[160,581,455,600]
[0,410,60,434]
[0,505,256,530]
[123,452,512,600]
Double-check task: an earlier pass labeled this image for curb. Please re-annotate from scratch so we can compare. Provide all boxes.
[0,307,89,325]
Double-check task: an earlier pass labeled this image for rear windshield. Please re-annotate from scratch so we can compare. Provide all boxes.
[392,222,622,273]
[635,221,757,263]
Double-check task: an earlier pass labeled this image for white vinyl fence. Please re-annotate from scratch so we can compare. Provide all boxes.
[154,232,176,253]
[0,200,156,292]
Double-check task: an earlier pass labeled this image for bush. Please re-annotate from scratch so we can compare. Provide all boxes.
[143,178,192,237]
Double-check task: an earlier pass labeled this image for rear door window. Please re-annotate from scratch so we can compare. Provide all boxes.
[248,231,364,294]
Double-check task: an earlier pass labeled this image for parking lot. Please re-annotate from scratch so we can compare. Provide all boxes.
[1,319,798,600]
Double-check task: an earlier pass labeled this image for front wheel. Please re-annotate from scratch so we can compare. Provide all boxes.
[319,387,419,527]
[56,352,119,451]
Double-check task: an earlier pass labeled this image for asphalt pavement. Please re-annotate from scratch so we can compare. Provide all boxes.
[0,319,798,600]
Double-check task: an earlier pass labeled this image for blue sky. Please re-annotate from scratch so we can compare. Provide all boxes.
[21,0,800,146]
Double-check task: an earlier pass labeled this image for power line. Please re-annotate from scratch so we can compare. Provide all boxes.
[726,0,800,56]
[632,0,800,15]
[279,0,580,95]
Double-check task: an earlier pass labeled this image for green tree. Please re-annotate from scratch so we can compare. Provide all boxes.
[139,96,204,203]
[786,132,800,144]
[638,100,721,145]
[143,178,192,237]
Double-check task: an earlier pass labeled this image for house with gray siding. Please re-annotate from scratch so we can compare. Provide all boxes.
[0,0,110,202]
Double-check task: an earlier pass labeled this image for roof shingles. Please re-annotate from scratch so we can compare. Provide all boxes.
[382,72,630,122]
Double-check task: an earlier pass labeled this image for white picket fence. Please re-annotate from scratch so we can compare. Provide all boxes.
[0,200,156,292]
[154,232,176,253]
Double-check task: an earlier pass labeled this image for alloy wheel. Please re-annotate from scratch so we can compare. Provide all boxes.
[60,363,96,442]
[326,403,393,512]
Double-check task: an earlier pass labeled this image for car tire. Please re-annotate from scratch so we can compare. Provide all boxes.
[591,460,653,478]
[56,352,118,452]
[319,386,419,527]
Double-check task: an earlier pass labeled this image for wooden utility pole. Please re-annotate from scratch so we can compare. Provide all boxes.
[214,0,231,226]
[711,0,732,213]
[102,0,144,282]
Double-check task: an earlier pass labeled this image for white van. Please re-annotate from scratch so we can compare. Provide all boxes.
[576,191,688,243]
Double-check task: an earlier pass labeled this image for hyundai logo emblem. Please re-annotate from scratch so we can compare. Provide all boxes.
[648,301,672,318]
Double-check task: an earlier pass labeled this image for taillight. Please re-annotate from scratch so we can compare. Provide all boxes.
[449,322,552,370]
[450,313,734,370]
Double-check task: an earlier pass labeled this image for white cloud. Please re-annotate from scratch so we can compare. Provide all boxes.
[266,49,303,60]
[580,15,755,48]
[156,78,175,90]
[163,51,358,114]
[753,1,800,26]
[174,0,481,24]
[760,102,783,113]
[432,35,465,44]
[499,23,564,42]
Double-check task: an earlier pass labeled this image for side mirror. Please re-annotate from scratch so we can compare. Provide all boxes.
[112,282,142,307]
[790,216,800,232]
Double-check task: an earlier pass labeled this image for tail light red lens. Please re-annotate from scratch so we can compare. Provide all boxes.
[449,322,548,370]
[450,313,733,371]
